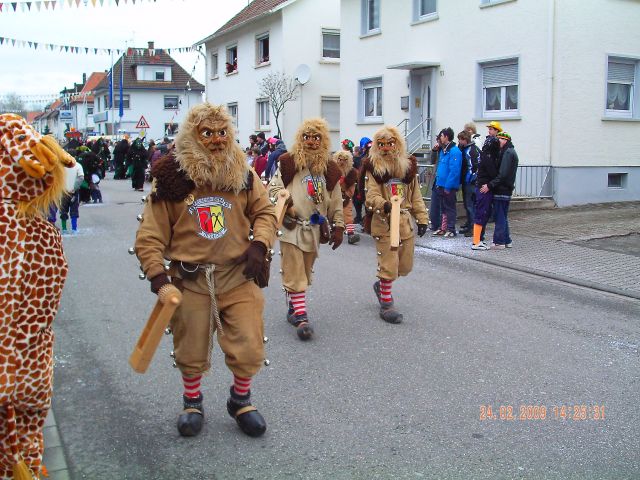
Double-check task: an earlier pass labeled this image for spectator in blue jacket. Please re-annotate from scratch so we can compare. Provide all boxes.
[264,138,287,181]
[432,128,462,237]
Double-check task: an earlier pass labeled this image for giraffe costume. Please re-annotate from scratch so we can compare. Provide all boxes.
[0,114,75,479]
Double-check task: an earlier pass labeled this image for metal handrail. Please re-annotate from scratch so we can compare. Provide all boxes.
[405,117,432,154]
[396,118,409,138]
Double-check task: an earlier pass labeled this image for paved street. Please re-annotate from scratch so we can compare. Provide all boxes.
[48,177,640,480]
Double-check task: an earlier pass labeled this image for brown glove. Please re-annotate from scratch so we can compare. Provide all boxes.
[329,226,344,250]
[149,273,170,294]
[234,241,267,280]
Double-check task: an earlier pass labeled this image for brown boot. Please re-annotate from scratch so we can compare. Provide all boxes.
[379,305,403,324]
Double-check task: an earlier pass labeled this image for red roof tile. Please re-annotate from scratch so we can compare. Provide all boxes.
[198,0,290,43]
[70,72,107,103]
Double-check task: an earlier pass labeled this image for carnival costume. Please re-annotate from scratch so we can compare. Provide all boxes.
[268,118,344,340]
[0,114,75,478]
[361,126,429,323]
[134,104,277,438]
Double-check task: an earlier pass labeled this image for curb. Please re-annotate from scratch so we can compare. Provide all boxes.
[417,243,640,302]
[43,409,71,480]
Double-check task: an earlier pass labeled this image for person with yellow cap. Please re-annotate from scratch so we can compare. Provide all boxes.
[488,131,519,249]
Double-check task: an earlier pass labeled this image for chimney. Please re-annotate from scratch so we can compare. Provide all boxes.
[148,41,154,50]
[83,73,87,84]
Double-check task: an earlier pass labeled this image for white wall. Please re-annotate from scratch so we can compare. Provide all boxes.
[204,0,341,150]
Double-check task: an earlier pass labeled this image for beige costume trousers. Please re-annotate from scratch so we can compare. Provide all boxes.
[280,242,316,292]
[374,235,416,281]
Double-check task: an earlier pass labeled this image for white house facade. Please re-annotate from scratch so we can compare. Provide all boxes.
[92,43,205,141]
[198,0,341,150]
[340,0,640,206]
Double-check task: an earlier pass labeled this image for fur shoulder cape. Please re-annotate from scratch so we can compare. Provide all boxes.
[150,152,253,203]
[278,152,342,192]
[344,168,358,189]
[360,155,418,185]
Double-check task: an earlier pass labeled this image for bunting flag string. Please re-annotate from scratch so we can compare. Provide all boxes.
[0,0,167,12]
[0,35,200,55]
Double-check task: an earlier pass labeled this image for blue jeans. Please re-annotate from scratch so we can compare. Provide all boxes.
[439,187,457,233]
[492,195,512,245]
[429,182,441,230]
[461,183,475,227]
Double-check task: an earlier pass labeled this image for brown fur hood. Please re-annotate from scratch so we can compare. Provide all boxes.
[358,155,418,194]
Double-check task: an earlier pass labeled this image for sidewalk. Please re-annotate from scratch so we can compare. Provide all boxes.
[417,201,640,300]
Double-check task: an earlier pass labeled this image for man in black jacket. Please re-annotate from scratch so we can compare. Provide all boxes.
[490,131,519,249]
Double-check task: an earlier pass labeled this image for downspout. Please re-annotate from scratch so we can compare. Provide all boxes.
[546,0,556,197]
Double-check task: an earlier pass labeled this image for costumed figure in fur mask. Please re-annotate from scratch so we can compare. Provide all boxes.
[360,125,429,324]
[0,114,75,478]
[134,103,277,438]
[332,149,360,245]
[268,118,344,340]
[127,138,148,192]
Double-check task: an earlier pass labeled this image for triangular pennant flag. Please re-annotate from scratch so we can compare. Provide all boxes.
[114,0,118,5]
[26,2,32,10]
[28,41,33,48]
[11,2,17,11]
[51,0,56,9]
[132,0,135,3]
[21,2,26,11]
[107,48,111,54]
[75,0,80,6]
[67,0,72,5]
[65,45,69,52]
[36,1,42,10]
[0,4,3,13]
[94,48,97,54]
[91,0,96,5]
[44,0,49,8]
[0,38,4,45]
[11,39,16,46]
[85,47,88,53]
[34,42,38,49]
[99,0,103,4]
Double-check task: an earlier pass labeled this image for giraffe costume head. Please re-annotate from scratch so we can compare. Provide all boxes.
[0,113,73,478]
[0,113,75,217]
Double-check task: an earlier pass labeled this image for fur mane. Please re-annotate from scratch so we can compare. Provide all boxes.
[175,103,249,194]
[289,117,331,176]
[369,125,410,179]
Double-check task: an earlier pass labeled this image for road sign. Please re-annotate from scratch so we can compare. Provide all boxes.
[135,116,150,129]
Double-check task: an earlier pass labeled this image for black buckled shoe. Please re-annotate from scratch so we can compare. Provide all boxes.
[227,387,266,437]
[379,305,403,324]
[373,281,394,307]
[286,301,296,324]
[177,394,204,437]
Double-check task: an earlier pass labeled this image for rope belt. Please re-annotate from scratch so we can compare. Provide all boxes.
[203,265,224,370]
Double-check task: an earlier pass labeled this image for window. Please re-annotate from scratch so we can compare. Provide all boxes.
[114,95,130,109]
[606,57,637,118]
[256,33,269,65]
[155,70,165,81]
[413,0,437,20]
[226,45,238,74]
[257,99,270,130]
[87,106,94,115]
[480,59,519,116]
[359,77,383,122]
[227,102,238,129]
[608,173,627,188]
[211,53,219,78]
[164,96,179,110]
[361,0,380,35]
[322,29,340,59]
[321,97,340,131]
[165,123,178,135]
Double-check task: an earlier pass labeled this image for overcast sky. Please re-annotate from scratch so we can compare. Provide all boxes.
[0,0,249,107]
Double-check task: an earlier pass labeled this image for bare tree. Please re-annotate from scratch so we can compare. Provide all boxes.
[257,71,298,138]
[0,92,26,116]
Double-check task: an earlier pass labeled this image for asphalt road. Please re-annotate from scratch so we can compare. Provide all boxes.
[52,178,640,480]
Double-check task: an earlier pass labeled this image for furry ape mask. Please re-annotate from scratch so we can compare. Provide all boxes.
[290,117,331,176]
[175,103,248,193]
[332,150,354,177]
[369,125,409,179]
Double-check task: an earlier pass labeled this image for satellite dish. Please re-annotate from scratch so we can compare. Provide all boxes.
[294,64,311,85]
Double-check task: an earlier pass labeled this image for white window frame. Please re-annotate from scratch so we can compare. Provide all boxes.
[256,98,270,130]
[358,77,383,123]
[227,102,238,130]
[226,44,238,74]
[480,0,517,7]
[164,95,179,110]
[361,0,380,36]
[321,28,340,60]
[255,32,270,66]
[211,52,219,79]
[413,0,437,22]
[479,58,519,118]
[114,94,130,110]
[155,70,165,81]
[321,96,340,131]
[605,56,638,119]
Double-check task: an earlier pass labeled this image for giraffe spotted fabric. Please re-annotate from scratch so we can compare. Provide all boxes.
[0,114,74,478]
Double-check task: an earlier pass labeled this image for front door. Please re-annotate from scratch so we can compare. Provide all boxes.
[408,68,433,152]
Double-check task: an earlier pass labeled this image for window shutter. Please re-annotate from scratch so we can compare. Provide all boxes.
[483,63,518,87]
[321,98,340,129]
[608,61,635,84]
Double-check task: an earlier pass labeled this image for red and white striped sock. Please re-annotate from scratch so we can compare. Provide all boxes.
[379,279,393,304]
[182,374,202,399]
[346,223,356,235]
[289,291,306,316]
[441,213,448,231]
[233,375,251,397]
